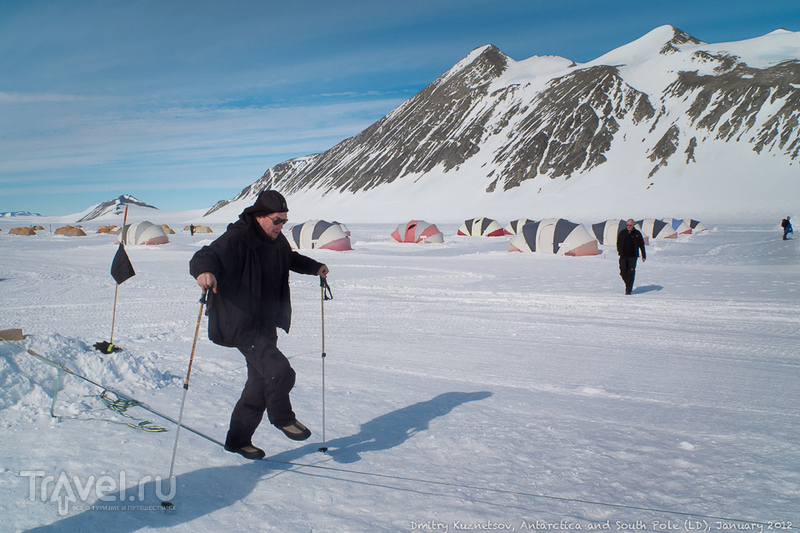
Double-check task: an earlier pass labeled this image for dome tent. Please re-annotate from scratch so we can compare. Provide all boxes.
[55,225,87,236]
[457,217,505,237]
[684,219,707,233]
[391,220,444,243]
[288,220,352,251]
[118,221,170,245]
[509,218,600,256]
[663,218,693,235]
[636,219,677,240]
[504,219,536,236]
[590,220,627,245]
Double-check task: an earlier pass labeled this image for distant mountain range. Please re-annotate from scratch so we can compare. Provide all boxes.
[0,211,41,218]
[204,25,800,223]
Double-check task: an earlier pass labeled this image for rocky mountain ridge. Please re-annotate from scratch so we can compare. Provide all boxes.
[206,25,800,222]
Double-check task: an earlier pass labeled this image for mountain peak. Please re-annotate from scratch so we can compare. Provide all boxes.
[77,195,157,222]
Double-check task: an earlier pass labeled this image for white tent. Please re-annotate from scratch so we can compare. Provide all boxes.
[288,220,352,251]
[118,221,170,245]
[509,219,600,256]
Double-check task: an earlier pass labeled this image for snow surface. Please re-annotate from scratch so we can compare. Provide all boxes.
[1,216,798,532]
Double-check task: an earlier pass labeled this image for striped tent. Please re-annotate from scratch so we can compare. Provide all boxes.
[663,218,693,235]
[391,220,444,243]
[684,219,707,233]
[288,220,352,251]
[590,220,627,245]
[457,217,505,237]
[636,219,677,240]
[509,219,600,256]
[504,219,536,236]
[97,225,118,234]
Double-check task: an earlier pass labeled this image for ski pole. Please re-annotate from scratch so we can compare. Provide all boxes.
[161,293,206,510]
[318,276,333,453]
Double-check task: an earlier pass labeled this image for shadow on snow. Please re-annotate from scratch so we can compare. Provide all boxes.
[25,391,492,532]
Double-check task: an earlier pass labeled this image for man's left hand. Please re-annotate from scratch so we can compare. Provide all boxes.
[317,265,330,278]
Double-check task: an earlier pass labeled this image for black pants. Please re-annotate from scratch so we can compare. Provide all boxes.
[619,256,638,294]
[226,331,296,448]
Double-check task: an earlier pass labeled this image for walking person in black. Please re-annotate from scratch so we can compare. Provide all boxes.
[190,190,329,460]
[616,219,646,295]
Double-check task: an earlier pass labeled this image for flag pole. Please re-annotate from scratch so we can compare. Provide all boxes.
[109,205,129,344]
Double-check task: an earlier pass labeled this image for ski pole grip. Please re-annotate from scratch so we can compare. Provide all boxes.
[320,277,333,301]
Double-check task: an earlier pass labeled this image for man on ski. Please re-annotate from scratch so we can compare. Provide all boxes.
[781,216,792,240]
[190,190,329,460]
[616,219,646,295]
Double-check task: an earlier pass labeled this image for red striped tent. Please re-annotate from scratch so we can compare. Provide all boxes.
[391,220,444,243]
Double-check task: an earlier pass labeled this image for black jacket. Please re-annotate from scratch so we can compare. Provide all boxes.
[189,212,323,348]
[617,228,647,259]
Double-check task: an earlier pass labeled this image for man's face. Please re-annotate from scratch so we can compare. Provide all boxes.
[626,219,635,232]
[256,212,288,239]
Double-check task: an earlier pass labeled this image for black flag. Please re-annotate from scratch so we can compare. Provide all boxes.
[111,243,135,285]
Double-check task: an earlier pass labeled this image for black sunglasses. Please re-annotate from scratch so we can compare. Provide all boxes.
[269,216,289,225]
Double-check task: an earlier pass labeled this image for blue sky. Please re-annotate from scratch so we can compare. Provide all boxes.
[2,0,798,216]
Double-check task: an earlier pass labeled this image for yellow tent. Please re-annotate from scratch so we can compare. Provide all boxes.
[56,226,87,236]
[160,224,176,234]
[184,225,213,234]
[10,227,36,236]
[97,225,118,234]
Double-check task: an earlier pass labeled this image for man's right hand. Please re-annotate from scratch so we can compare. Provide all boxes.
[196,272,218,294]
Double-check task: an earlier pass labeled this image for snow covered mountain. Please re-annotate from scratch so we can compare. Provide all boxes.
[76,194,158,222]
[205,25,800,223]
[0,211,41,218]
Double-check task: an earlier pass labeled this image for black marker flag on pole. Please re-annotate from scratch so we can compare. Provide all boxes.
[111,243,136,285]
[96,204,133,353]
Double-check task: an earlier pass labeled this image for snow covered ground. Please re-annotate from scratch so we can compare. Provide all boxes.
[1,219,798,532]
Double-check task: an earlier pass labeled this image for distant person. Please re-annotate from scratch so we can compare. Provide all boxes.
[616,219,647,295]
[190,190,329,460]
[781,216,792,240]
[190,224,195,236]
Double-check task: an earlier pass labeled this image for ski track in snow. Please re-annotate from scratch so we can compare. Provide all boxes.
[0,222,798,531]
